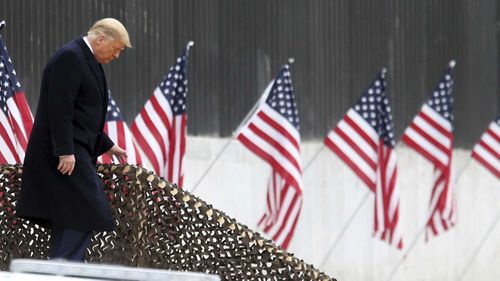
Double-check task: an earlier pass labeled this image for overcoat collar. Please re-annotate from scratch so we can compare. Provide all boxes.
[75,37,106,100]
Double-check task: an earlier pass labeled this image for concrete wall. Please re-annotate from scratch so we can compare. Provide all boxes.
[180,136,499,281]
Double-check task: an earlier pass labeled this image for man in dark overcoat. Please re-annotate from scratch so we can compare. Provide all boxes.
[17,18,131,261]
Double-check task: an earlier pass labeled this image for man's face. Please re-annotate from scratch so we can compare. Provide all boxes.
[94,36,125,64]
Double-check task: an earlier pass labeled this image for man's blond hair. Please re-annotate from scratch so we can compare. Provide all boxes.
[88,18,131,48]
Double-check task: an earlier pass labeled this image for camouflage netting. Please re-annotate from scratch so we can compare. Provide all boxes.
[0,164,335,280]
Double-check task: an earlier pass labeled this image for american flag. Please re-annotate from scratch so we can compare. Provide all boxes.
[0,33,33,164]
[237,62,302,249]
[471,116,499,178]
[401,61,456,239]
[131,42,192,187]
[98,91,142,165]
[324,69,403,249]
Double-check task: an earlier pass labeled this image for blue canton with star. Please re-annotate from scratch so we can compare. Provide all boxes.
[426,67,454,123]
[158,48,188,116]
[0,37,22,116]
[106,91,124,122]
[266,64,300,130]
[353,70,396,148]
[495,115,500,126]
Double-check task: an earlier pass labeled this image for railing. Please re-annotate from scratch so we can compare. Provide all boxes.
[0,164,335,281]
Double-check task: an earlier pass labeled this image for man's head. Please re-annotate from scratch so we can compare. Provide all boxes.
[87,18,131,64]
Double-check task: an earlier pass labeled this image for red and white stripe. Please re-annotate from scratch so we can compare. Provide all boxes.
[257,171,303,248]
[0,35,33,164]
[0,91,33,164]
[99,120,142,165]
[325,109,379,190]
[402,103,455,238]
[373,143,402,248]
[325,108,403,249]
[471,119,500,178]
[131,87,187,186]
[237,85,303,249]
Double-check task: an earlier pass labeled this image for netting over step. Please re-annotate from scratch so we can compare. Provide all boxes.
[0,164,335,281]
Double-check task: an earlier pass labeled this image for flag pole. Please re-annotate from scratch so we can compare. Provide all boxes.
[187,95,261,194]
[302,144,325,173]
[384,157,471,281]
[189,58,296,193]
[307,117,381,269]
[315,125,371,268]
[188,81,267,194]
[383,59,458,280]
[319,190,370,268]
[319,66,398,269]
[457,207,500,280]
[186,41,194,58]
[235,57,295,136]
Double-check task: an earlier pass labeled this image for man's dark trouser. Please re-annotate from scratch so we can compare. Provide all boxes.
[50,225,92,261]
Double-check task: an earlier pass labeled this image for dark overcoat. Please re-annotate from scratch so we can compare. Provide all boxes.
[17,37,115,231]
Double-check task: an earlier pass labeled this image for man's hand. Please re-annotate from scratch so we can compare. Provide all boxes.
[106,145,127,163]
[58,154,76,175]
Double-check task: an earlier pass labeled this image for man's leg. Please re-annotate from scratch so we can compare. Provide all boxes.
[50,225,92,261]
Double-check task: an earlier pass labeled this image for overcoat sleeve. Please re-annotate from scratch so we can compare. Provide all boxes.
[99,133,115,155]
[47,50,82,156]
